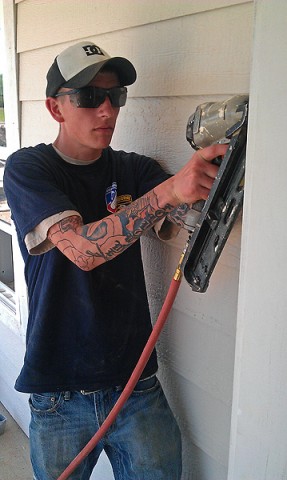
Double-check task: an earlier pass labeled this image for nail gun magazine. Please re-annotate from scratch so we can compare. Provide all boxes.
[182,95,249,292]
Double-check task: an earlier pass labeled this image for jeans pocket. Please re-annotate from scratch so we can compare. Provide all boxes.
[132,375,158,394]
[29,392,64,414]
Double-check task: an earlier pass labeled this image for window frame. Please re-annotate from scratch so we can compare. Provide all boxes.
[0,0,20,158]
[0,0,28,337]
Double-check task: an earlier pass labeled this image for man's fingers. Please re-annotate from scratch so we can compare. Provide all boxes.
[197,143,229,162]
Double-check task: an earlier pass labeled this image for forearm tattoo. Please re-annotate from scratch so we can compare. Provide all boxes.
[166,203,190,227]
[48,189,175,270]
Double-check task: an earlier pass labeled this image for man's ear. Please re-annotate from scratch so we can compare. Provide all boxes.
[45,97,64,123]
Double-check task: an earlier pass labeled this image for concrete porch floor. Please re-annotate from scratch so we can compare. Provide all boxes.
[0,402,32,479]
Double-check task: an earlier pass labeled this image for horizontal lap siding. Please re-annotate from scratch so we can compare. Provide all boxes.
[19,3,253,102]
[17,0,252,52]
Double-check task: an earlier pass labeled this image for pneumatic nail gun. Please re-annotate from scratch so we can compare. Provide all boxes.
[182,95,249,292]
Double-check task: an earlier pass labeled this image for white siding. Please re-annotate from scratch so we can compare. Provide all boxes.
[1,1,254,479]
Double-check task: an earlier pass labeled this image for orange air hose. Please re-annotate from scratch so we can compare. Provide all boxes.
[57,243,188,480]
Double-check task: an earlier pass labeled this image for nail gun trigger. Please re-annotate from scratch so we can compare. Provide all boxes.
[212,156,222,166]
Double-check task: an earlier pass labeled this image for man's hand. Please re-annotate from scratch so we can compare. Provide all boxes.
[155,143,229,208]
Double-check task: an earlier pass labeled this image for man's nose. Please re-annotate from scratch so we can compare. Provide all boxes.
[98,95,115,116]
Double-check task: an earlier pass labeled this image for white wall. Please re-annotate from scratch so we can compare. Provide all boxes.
[0,1,255,479]
[228,0,287,478]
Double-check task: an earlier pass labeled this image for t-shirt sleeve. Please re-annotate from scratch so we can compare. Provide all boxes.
[25,210,81,255]
[3,149,79,251]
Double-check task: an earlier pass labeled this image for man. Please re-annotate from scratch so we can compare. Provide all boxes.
[4,41,227,479]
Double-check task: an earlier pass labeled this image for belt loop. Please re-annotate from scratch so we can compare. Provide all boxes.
[80,389,101,395]
[64,391,71,401]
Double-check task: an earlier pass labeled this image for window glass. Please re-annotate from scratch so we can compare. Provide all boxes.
[0,11,6,148]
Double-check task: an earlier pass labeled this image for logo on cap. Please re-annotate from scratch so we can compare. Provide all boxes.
[83,45,105,57]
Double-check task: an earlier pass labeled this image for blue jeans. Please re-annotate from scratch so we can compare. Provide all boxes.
[29,376,182,479]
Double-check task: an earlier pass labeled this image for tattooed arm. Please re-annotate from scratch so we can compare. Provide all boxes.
[47,187,177,271]
[154,203,191,241]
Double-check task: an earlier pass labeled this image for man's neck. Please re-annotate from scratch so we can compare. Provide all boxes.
[52,144,102,165]
[53,135,103,163]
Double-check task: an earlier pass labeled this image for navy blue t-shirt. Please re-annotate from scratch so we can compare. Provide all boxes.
[4,144,169,393]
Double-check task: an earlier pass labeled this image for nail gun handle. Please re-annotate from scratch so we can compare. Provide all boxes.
[183,153,224,231]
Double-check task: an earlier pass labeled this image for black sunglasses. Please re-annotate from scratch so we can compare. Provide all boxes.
[54,86,128,108]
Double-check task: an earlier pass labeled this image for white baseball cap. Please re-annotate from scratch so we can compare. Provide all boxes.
[46,41,137,97]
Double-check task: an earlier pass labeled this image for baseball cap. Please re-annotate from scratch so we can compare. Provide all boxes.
[46,41,137,97]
